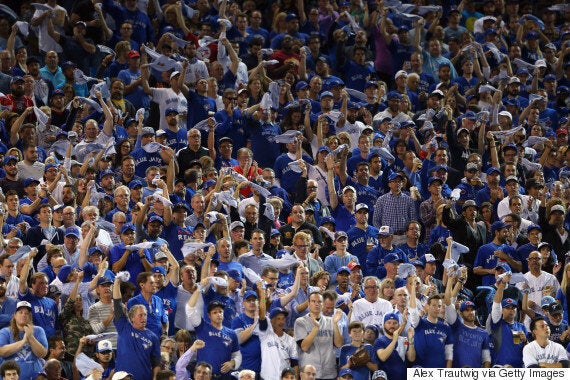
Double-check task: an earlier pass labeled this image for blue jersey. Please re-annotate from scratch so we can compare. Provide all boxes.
[130,147,164,178]
[331,204,356,232]
[451,318,491,367]
[274,153,314,196]
[398,242,429,262]
[490,317,526,367]
[164,128,188,152]
[339,344,377,380]
[414,317,453,368]
[341,61,374,92]
[231,313,261,372]
[247,119,282,169]
[215,109,249,154]
[127,294,168,339]
[161,223,194,261]
[373,335,408,380]
[366,246,408,278]
[203,287,238,328]
[114,310,161,380]
[117,69,149,109]
[195,319,240,375]
[109,243,152,286]
[18,291,59,339]
[186,90,216,131]
[347,225,379,267]
[155,282,178,336]
[474,243,517,286]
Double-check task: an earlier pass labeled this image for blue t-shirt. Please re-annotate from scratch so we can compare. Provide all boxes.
[247,119,282,169]
[114,310,161,380]
[373,335,408,380]
[474,242,517,286]
[18,292,59,339]
[0,326,48,380]
[347,225,379,267]
[231,313,261,372]
[451,317,491,367]
[339,344,377,380]
[490,317,526,367]
[155,282,178,336]
[413,317,453,368]
[202,287,238,328]
[194,319,240,375]
[127,294,168,339]
[109,243,152,286]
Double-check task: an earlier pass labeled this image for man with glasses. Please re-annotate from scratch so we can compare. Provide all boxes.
[299,364,317,380]
[350,277,392,327]
[279,205,323,249]
[289,231,322,277]
[498,176,531,220]
[177,128,213,179]
[215,137,238,170]
[453,162,484,211]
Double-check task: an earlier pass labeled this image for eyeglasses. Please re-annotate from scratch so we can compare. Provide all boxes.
[364,286,379,289]
[295,244,309,248]
[528,257,541,261]
[226,97,237,101]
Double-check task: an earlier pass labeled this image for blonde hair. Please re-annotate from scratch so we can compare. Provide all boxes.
[561,262,570,291]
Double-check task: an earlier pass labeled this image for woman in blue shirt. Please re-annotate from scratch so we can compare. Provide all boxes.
[0,301,48,380]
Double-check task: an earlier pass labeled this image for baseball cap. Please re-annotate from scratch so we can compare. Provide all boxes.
[420,253,436,266]
[97,276,113,286]
[495,262,511,272]
[541,296,556,308]
[44,163,58,172]
[97,340,113,352]
[527,224,541,233]
[295,81,308,91]
[355,203,369,212]
[525,31,539,40]
[148,215,164,225]
[347,261,361,271]
[98,169,114,180]
[269,307,289,318]
[433,165,448,173]
[460,300,476,312]
[337,266,350,275]
[270,228,280,237]
[550,204,566,214]
[498,111,512,120]
[230,221,244,230]
[128,179,143,189]
[388,172,404,182]
[120,223,135,234]
[544,74,556,82]
[165,107,179,116]
[317,145,331,154]
[501,298,517,308]
[428,89,445,98]
[127,50,140,59]
[3,155,18,165]
[491,220,510,235]
[505,175,518,183]
[141,126,155,136]
[169,71,180,80]
[342,185,356,194]
[285,13,299,22]
[244,290,258,300]
[486,167,501,176]
[334,231,348,241]
[378,226,393,236]
[338,369,354,378]
[456,127,470,136]
[372,370,387,380]
[428,176,443,186]
[365,81,378,89]
[386,91,402,100]
[111,372,133,380]
[320,91,333,100]
[548,302,563,315]
[24,177,40,187]
[465,162,479,171]
[281,368,296,377]
[16,301,32,311]
[384,253,402,263]
[64,226,80,239]
[226,269,242,282]
[57,265,74,283]
[383,312,400,325]
[152,266,166,276]
[10,76,24,84]
[395,70,408,79]
[319,216,336,227]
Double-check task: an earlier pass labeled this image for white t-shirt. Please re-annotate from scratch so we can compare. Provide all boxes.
[522,340,568,367]
[33,6,66,53]
[151,88,188,130]
[350,297,393,327]
[257,320,298,380]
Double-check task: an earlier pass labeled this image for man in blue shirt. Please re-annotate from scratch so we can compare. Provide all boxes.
[126,272,168,339]
[474,220,520,286]
[231,290,261,373]
[112,277,161,380]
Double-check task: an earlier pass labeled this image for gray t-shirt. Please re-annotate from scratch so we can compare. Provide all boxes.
[294,314,337,379]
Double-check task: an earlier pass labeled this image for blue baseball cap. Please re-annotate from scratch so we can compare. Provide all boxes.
[364,80,378,89]
[269,307,289,318]
[152,266,167,276]
[319,216,336,226]
[285,13,299,22]
[227,269,242,282]
[495,262,511,272]
[384,253,402,263]
[460,300,476,312]
[295,81,308,91]
[383,312,400,324]
[244,290,258,299]
[44,163,58,172]
[3,155,18,166]
[64,226,80,239]
[338,369,354,378]
[97,276,113,286]
[317,145,331,154]
[388,172,404,182]
[541,296,555,308]
[165,107,179,116]
[120,223,135,234]
[486,167,501,176]
[527,224,541,233]
[386,90,401,100]
[98,169,114,180]
[270,228,280,237]
[501,298,517,308]
[491,220,510,235]
[24,177,40,187]
[148,215,164,225]
[525,31,539,40]
[89,246,104,256]
[320,91,333,100]
[544,74,556,82]
[57,265,74,283]
[428,176,443,186]
[128,179,143,189]
[337,266,350,275]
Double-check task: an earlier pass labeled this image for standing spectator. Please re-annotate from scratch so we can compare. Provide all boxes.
[294,291,343,379]
[126,272,168,339]
[112,276,161,380]
[350,277,392,327]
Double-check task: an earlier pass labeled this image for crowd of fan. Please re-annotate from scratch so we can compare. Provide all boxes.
[0,0,569,379]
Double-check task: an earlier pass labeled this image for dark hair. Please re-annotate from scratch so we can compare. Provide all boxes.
[156,370,176,380]
[194,361,213,373]
[0,360,20,376]
[136,272,153,287]
[529,316,546,333]
[48,334,64,350]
